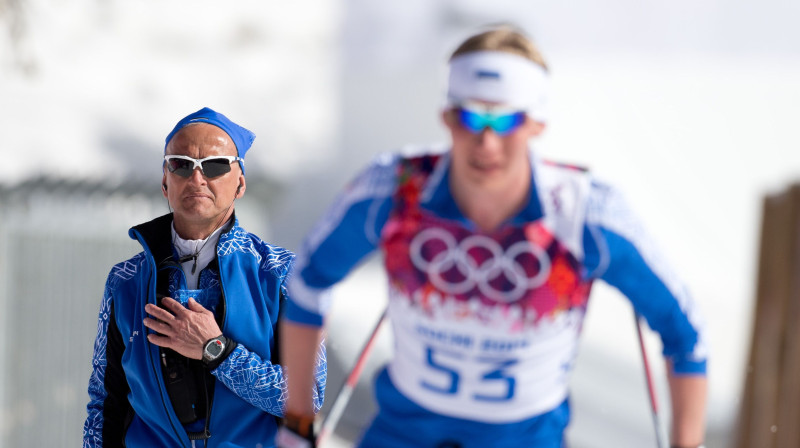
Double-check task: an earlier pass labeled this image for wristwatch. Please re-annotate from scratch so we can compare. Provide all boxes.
[202,335,227,365]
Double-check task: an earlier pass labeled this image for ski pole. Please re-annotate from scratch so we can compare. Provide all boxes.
[316,309,388,447]
[635,311,666,448]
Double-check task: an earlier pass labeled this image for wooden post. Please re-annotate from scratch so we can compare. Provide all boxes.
[736,184,800,448]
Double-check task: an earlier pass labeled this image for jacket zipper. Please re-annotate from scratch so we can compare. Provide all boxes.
[138,233,190,448]
[204,243,229,443]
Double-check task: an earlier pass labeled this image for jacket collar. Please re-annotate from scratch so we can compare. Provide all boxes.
[129,212,238,266]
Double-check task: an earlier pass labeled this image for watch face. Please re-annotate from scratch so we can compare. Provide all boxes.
[206,339,224,357]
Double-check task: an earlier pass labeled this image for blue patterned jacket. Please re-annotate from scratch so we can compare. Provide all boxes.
[83,213,326,447]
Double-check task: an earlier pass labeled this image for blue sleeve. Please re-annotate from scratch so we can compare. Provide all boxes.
[583,183,708,375]
[285,154,398,325]
[212,341,327,415]
[84,265,134,448]
[83,280,113,448]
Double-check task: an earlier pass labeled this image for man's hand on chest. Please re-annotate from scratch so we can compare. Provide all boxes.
[143,296,222,360]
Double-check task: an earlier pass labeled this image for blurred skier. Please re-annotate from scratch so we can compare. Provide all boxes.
[279,26,708,448]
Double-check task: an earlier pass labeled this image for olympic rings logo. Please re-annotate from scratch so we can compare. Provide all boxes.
[409,228,551,303]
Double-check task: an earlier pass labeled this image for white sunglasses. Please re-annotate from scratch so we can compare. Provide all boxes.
[164,155,243,178]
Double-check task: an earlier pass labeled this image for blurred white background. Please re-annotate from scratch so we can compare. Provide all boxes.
[1,0,799,446]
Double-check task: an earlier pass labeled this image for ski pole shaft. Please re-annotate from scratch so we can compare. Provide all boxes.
[635,312,666,448]
[316,309,387,447]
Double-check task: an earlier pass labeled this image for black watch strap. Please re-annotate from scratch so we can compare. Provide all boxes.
[202,335,236,370]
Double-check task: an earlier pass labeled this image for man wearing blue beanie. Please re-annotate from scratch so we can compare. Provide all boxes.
[84,108,326,447]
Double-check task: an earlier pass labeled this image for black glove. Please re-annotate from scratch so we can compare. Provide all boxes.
[276,413,316,448]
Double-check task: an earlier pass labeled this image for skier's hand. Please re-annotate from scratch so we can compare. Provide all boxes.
[276,413,316,448]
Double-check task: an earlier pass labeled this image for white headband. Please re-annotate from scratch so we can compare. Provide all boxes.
[447,51,549,122]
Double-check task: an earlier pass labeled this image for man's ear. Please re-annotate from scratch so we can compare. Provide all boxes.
[527,119,546,138]
[441,109,457,131]
[161,174,168,198]
[236,176,246,198]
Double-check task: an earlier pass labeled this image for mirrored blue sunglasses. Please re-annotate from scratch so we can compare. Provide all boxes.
[456,106,526,136]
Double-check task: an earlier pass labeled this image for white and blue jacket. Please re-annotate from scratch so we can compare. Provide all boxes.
[84,214,326,448]
[285,149,706,430]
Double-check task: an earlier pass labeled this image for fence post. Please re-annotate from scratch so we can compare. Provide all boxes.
[736,184,800,448]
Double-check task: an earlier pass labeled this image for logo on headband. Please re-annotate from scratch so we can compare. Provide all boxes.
[475,70,501,80]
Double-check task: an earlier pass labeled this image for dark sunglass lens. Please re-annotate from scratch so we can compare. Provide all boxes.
[201,159,233,178]
[167,159,194,178]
